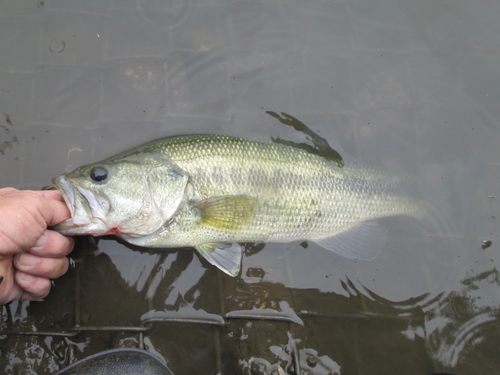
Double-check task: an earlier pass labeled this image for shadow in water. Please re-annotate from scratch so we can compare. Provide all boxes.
[2,233,498,374]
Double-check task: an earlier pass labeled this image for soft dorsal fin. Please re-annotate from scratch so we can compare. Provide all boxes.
[195,242,243,277]
[192,195,258,231]
[313,220,387,261]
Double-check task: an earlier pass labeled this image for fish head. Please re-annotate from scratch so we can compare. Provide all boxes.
[52,151,190,237]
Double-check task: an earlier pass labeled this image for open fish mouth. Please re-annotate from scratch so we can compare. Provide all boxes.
[52,175,110,235]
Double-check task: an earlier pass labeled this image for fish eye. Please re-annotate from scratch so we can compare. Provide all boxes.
[89,167,108,183]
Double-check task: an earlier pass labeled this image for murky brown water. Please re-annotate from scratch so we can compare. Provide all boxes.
[1,0,500,374]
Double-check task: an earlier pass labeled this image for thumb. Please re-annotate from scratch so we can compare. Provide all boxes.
[35,190,72,227]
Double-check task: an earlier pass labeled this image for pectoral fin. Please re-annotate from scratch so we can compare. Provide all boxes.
[195,242,243,277]
[313,220,386,261]
[193,195,258,231]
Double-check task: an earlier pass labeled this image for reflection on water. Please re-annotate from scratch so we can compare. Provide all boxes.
[426,269,500,371]
[2,236,499,373]
[240,332,341,375]
[136,0,194,31]
[1,0,500,373]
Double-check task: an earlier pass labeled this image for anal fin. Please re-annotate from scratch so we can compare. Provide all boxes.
[313,220,387,261]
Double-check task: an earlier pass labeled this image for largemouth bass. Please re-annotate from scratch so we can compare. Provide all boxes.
[52,134,424,276]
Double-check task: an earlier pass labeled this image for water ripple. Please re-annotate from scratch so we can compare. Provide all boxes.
[136,0,194,31]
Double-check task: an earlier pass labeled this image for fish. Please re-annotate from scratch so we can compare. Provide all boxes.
[52,134,425,277]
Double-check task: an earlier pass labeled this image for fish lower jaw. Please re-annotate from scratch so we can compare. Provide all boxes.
[51,217,110,236]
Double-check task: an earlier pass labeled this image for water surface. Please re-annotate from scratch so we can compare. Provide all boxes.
[1,0,500,374]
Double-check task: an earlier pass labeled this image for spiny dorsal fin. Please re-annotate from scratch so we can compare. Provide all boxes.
[193,195,258,231]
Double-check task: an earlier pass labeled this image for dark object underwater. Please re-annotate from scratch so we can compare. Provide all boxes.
[55,348,173,375]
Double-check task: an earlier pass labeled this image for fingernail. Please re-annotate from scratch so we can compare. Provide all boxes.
[19,273,34,282]
[19,253,39,267]
[32,232,48,251]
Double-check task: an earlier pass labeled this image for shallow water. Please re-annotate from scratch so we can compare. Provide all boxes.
[1,0,500,374]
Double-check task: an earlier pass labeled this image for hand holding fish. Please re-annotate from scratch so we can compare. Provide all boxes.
[0,188,74,304]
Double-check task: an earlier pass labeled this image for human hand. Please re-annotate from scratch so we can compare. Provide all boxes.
[0,188,74,304]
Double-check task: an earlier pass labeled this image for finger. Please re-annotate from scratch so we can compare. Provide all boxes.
[15,271,51,301]
[14,253,69,280]
[37,189,65,202]
[29,191,71,226]
[0,187,19,198]
[28,230,74,258]
[0,256,19,304]
[1,190,71,239]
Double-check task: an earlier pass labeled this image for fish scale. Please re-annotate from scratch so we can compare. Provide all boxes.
[130,135,422,244]
[53,134,425,276]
